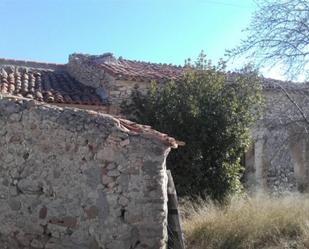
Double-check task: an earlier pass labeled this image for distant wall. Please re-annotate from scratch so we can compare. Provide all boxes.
[245,89,309,192]
[0,95,170,249]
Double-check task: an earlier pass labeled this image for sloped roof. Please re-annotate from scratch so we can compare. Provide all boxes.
[73,53,185,83]
[75,53,309,90]
[100,58,184,82]
[0,65,106,106]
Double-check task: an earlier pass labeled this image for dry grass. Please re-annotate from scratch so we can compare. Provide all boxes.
[182,194,309,249]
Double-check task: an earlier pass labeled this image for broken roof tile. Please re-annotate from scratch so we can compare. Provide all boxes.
[117,118,185,148]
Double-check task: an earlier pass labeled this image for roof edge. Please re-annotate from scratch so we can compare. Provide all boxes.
[0,58,66,71]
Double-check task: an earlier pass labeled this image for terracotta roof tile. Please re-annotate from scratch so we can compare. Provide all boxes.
[0,66,108,106]
[100,58,184,82]
[76,53,185,83]
[117,118,185,148]
[97,54,309,89]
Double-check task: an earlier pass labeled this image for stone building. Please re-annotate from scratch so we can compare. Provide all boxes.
[0,52,308,247]
[66,53,185,115]
[0,57,182,248]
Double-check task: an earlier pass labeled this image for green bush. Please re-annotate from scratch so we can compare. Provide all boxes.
[123,53,262,200]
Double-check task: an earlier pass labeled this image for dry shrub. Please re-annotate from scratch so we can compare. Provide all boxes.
[182,193,309,249]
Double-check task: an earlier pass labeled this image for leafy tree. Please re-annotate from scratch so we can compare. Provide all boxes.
[123,53,263,201]
[227,0,309,79]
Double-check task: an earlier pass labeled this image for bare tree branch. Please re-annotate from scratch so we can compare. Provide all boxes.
[275,83,309,124]
[227,0,309,79]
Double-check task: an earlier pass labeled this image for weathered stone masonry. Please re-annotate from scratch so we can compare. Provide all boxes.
[66,53,181,113]
[245,83,309,192]
[0,95,175,249]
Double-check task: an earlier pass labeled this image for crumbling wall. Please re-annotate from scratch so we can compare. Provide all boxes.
[245,89,309,192]
[0,95,170,249]
[67,54,107,89]
[67,54,149,112]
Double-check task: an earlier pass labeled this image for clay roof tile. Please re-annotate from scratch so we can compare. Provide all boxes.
[96,56,184,83]
[0,66,107,106]
[118,118,185,148]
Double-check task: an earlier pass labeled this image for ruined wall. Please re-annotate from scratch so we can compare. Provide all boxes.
[66,54,106,89]
[245,89,309,192]
[0,95,170,249]
[67,54,149,113]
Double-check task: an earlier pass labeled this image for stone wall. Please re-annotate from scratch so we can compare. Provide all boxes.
[108,80,148,106]
[67,54,149,113]
[245,89,309,192]
[67,54,107,89]
[0,95,171,249]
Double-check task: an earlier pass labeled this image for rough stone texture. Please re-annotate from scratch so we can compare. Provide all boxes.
[0,95,170,249]
[67,54,107,89]
[109,80,148,106]
[245,89,309,192]
[67,54,151,110]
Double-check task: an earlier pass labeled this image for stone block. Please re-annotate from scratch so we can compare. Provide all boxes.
[107,170,120,177]
[30,239,44,248]
[8,198,21,211]
[102,175,113,185]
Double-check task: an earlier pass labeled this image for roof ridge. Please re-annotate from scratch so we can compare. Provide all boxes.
[0,58,66,71]
[115,57,183,68]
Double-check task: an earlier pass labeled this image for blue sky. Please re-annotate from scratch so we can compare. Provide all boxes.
[1,0,258,69]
